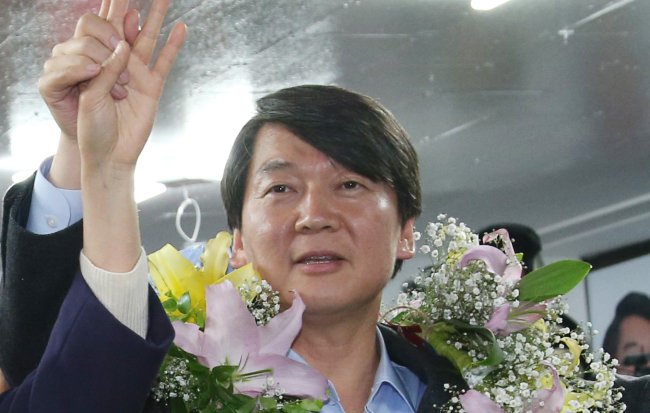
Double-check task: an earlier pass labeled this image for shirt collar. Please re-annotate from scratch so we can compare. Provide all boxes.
[368,326,419,413]
[287,328,420,413]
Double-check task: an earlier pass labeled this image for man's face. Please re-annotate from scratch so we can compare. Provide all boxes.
[616,315,650,376]
[231,123,415,319]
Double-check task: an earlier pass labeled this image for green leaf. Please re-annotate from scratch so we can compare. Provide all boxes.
[518,260,591,302]
[212,364,238,384]
[195,311,206,329]
[234,396,257,413]
[257,396,277,410]
[298,399,324,411]
[169,397,189,413]
[177,291,192,314]
[282,404,306,413]
[162,298,178,312]
[449,320,503,368]
[424,320,503,373]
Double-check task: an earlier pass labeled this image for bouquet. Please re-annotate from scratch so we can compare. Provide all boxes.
[386,214,625,413]
[147,232,328,413]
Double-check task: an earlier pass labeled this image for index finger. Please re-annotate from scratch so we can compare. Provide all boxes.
[73,13,121,52]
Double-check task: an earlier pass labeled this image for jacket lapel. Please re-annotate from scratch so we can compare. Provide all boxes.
[379,324,466,413]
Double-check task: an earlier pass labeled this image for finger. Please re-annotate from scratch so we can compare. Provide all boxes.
[52,36,129,86]
[39,55,101,96]
[106,0,129,38]
[152,23,187,82]
[44,55,128,100]
[124,9,140,46]
[52,36,113,63]
[74,13,121,52]
[110,83,128,100]
[133,0,171,64]
[85,40,130,99]
[98,0,111,19]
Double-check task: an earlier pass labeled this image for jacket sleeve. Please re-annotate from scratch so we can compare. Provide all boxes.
[0,175,84,386]
[0,273,174,413]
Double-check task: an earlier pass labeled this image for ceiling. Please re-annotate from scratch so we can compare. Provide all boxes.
[1,0,649,286]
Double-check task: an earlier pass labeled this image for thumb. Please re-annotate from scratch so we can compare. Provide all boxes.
[85,40,130,99]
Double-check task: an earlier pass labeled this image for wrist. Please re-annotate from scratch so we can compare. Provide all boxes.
[81,165,141,272]
[49,135,81,189]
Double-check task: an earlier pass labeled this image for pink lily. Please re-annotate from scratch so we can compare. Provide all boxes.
[482,229,523,282]
[459,229,522,283]
[485,302,547,336]
[460,364,565,413]
[459,390,505,413]
[172,281,328,399]
[526,363,566,413]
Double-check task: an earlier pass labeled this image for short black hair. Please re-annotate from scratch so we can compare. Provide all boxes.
[221,85,421,275]
[602,291,650,358]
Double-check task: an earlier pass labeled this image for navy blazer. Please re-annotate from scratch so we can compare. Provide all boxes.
[0,272,173,412]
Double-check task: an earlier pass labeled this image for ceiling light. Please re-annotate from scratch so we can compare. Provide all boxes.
[471,0,512,11]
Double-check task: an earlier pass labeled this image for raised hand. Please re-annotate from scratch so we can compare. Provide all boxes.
[38,0,139,144]
[77,0,186,272]
[39,0,164,188]
[77,0,186,171]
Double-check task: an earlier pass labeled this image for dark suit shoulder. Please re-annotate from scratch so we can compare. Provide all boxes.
[0,173,84,385]
[616,374,650,413]
[2,173,36,271]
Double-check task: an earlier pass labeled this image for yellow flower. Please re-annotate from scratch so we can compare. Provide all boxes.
[562,391,594,412]
[560,337,583,376]
[148,231,259,322]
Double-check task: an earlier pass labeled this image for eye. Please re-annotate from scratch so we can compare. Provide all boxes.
[342,180,361,190]
[267,184,290,194]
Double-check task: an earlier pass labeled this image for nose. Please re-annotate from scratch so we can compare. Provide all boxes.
[294,189,339,233]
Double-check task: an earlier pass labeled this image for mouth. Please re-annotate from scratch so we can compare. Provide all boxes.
[295,251,344,266]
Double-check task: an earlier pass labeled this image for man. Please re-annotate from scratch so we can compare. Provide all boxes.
[1,0,464,411]
[603,292,650,377]
[222,85,465,412]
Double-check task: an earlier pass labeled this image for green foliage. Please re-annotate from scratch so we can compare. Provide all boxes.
[156,348,323,413]
[178,292,192,314]
[425,319,504,373]
[518,260,591,302]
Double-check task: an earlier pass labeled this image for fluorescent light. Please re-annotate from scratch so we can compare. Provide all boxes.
[135,181,167,203]
[471,0,512,11]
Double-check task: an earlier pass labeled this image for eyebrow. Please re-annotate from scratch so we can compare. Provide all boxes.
[255,159,295,176]
[622,341,641,351]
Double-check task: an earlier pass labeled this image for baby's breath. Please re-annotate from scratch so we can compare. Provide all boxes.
[152,357,198,404]
[391,215,625,413]
[239,278,281,325]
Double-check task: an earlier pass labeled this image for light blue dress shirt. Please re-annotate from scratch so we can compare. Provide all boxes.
[27,157,427,412]
[289,329,426,413]
[26,157,83,234]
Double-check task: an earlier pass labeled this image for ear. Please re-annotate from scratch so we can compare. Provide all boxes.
[396,217,416,260]
[230,228,249,268]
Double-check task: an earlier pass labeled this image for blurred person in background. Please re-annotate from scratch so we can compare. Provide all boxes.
[603,292,650,377]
